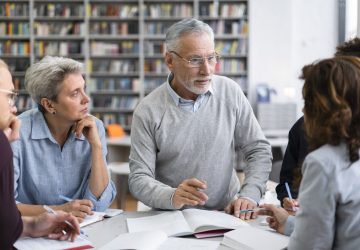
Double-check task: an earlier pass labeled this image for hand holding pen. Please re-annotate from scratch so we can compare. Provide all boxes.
[41,205,81,241]
[57,195,94,222]
[284,182,299,213]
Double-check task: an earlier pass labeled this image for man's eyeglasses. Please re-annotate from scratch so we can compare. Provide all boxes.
[169,51,221,68]
[0,88,18,107]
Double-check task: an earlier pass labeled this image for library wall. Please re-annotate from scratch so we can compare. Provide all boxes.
[0,0,249,133]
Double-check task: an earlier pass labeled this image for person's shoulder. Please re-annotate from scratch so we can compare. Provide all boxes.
[304,143,348,175]
[135,83,167,113]
[288,116,305,137]
[18,108,38,121]
[17,109,39,135]
[212,75,244,95]
[92,115,104,126]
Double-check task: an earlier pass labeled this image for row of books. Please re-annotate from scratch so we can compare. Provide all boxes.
[93,96,139,109]
[220,4,247,17]
[0,22,30,36]
[144,22,175,35]
[89,4,139,18]
[144,41,164,56]
[0,41,30,56]
[89,21,138,35]
[144,59,168,74]
[13,77,26,91]
[34,3,84,17]
[34,41,83,57]
[90,41,139,55]
[231,76,247,92]
[34,22,85,36]
[208,20,248,35]
[0,3,29,17]
[215,59,246,74]
[215,40,247,56]
[90,59,139,73]
[144,78,164,93]
[199,3,246,18]
[3,58,29,72]
[93,113,133,129]
[144,4,193,17]
[91,78,140,91]
[16,95,35,111]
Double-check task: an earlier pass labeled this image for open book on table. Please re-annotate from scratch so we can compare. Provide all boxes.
[127,208,249,238]
[221,226,289,250]
[99,230,220,250]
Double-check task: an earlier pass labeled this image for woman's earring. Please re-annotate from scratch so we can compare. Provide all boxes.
[52,110,56,115]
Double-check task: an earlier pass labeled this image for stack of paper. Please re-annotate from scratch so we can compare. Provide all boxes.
[221,226,289,250]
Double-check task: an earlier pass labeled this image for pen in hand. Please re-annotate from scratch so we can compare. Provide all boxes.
[59,194,73,202]
[239,207,268,214]
[43,205,88,238]
[285,182,298,212]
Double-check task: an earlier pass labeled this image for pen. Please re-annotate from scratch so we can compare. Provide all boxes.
[285,182,298,212]
[239,208,266,214]
[43,205,88,237]
[60,194,95,212]
[59,194,73,202]
[285,182,293,200]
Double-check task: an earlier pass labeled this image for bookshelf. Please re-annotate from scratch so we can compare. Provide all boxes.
[0,0,248,133]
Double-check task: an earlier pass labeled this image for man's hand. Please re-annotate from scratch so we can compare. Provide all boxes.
[23,211,80,241]
[73,115,101,146]
[172,178,208,209]
[225,197,256,220]
[257,204,290,235]
[55,199,94,223]
[3,116,21,142]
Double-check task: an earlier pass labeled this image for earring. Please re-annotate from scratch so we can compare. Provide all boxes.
[52,110,56,115]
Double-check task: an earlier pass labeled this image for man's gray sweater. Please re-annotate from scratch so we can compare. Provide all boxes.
[129,75,272,210]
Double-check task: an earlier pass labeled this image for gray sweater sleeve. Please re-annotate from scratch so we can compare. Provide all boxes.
[128,106,176,209]
[235,92,272,203]
[287,154,336,250]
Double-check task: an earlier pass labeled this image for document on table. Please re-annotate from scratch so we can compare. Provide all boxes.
[98,230,220,250]
[14,236,94,250]
[127,208,249,238]
[80,211,106,227]
[221,226,289,250]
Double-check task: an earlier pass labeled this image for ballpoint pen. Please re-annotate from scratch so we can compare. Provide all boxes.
[43,205,88,237]
[239,207,267,214]
[285,182,298,212]
[59,194,73,202]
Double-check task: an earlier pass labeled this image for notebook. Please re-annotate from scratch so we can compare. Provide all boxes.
[221,226,289,250]
[14,236,94,250]
[99,230,220,250]
[80,211,106,227]
[127,208,249,238]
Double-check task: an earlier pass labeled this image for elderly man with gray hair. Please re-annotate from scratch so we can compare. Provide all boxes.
[129,18,272,219]
[11,56,116,221]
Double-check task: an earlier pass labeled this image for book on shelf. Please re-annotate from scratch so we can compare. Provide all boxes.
[99,230,220,250]
[221,226,289,250]
[127,208,249,238]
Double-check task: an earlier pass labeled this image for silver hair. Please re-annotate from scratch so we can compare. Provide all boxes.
[25,56,83,104]
[165,18,214,52]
